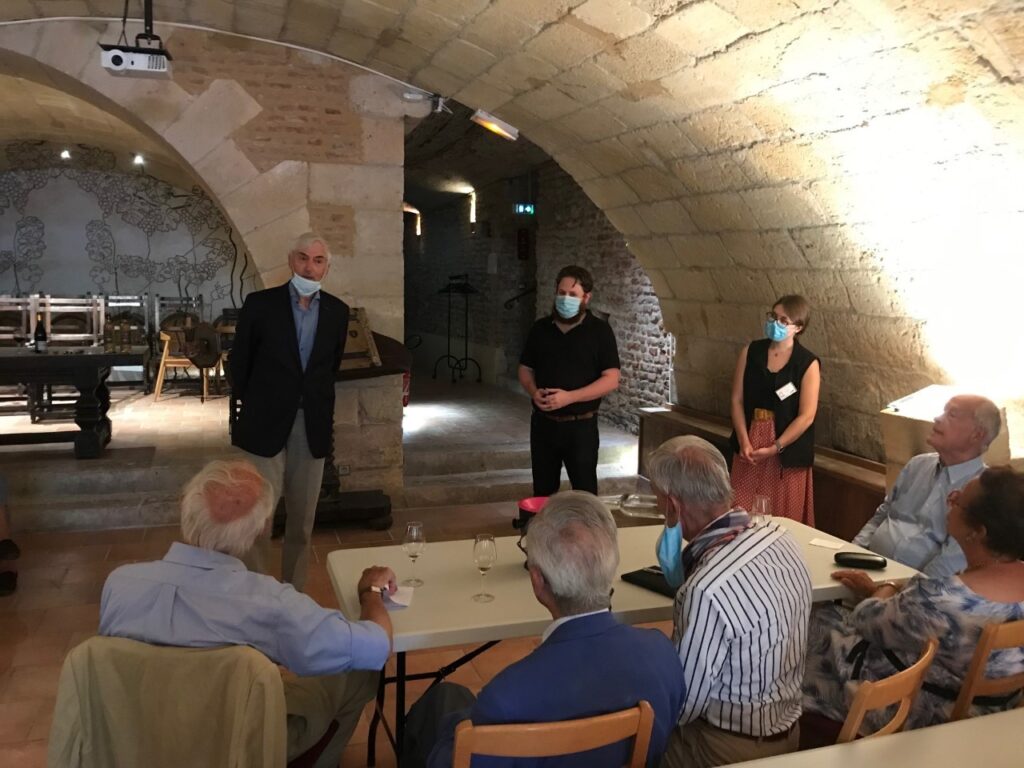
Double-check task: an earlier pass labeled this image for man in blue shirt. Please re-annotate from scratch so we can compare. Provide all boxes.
[230,232,350,591]
[402,491,684,768]
[854,394,1001,576]
[100,460,395,765]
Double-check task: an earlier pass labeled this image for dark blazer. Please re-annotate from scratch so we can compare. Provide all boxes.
[428,611,685,768]
[230,283,349,458]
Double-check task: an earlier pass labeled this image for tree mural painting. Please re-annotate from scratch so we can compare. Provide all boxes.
[0,216,45,293]
[0,141,244,309]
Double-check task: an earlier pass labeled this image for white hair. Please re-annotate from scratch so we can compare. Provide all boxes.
[180,460,273,558]
[970,397,1002,448]
[291,232,332,261]
[526,491,619,615]
[646,435,732,512]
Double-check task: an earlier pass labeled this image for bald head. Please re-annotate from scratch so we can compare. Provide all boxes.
[181,460,273,557]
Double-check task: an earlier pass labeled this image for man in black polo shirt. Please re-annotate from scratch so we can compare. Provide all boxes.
[518,265,621,496]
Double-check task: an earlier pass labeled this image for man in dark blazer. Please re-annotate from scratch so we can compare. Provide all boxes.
[403,492,685,768]
[230,232,349,591]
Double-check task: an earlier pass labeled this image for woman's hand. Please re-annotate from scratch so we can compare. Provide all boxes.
[750,446,777,462]
[831,569,882,600]
[738,439,756,463]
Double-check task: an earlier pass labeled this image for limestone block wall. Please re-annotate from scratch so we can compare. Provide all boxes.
[332,375,405,502]
[15,4,1024,460]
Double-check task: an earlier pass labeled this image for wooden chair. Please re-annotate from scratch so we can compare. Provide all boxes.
[451,700,654,768]
[153,330,202,402]
[837,638,938,743]
[950,619,1024,720]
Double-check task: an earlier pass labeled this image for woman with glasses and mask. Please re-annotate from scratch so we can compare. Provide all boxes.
[729,294,820,524]
[802,467,1024,731]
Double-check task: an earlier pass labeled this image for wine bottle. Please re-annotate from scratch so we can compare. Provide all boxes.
[34,313,48,353]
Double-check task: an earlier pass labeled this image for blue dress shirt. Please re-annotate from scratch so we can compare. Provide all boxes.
[288,281,321,372]
[99,543,389,677]
[854,453,985,577]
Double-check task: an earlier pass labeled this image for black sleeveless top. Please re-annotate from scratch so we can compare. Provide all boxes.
[729,338,820,469]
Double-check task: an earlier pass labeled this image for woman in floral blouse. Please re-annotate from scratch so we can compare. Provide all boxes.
[803,466,1024,731]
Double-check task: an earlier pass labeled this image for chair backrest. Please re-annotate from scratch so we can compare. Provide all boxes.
[951,619,1024,721]
[837,638,938,743]
[49,636,288,768]
[450,700,654,768]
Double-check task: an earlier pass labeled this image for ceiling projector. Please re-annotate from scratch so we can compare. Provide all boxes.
[99,43,172,78]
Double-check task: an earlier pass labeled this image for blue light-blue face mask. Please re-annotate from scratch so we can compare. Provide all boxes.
[656,523,684,590]
[555,295,582,319]
[764,319,788,342]
[291,274,321,297]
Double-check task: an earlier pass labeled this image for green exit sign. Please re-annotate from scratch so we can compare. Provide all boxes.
[515,203,535,215]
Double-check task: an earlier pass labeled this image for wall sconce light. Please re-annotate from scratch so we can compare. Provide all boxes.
[133,153,145,166]
[416,214,422,237]
[403,202,423,237]
[60,149,71,160]
[470,109,518,141]
[469,191,477,234]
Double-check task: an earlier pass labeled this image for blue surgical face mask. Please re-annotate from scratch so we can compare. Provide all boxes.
[764,319,788,342]
[291,273,322,297]
[656,523,684,590]
[554,295,582,319]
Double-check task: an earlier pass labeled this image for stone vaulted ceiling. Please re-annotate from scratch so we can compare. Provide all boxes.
[6,1,1024,458]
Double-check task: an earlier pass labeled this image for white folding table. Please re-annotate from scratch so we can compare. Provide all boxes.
[327,518,919,762]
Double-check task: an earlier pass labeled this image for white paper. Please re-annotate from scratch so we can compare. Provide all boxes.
[808,537,844,550]
[384,586,414,610]
[776,382,798,400]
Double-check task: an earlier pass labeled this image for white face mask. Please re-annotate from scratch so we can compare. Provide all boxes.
[290,273,321,297]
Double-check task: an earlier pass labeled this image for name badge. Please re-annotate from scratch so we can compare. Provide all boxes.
[776,382,797,401]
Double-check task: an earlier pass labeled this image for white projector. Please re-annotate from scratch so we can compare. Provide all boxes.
[99,46,171,78]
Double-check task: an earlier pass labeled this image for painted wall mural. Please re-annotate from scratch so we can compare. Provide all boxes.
[0,141,250,318]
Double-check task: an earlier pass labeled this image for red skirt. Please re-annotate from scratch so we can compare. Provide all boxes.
[731,417,814,526]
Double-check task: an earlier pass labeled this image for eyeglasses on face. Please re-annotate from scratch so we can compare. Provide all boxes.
[766,311,795,327]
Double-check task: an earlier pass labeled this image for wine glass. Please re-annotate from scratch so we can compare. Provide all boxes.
[402,521,425,587]
[751,495,772,525]
[472,534,497,603]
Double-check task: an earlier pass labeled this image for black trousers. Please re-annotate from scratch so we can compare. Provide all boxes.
[530,412,600,497]
[403,682,477,768]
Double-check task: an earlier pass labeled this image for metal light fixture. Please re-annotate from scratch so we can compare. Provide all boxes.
[470,109,518,141]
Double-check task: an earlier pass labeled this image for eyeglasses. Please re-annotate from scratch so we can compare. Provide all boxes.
[766,311,795,327]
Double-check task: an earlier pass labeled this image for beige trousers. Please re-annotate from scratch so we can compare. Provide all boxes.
[243,411,325,591]
[284,669,378,767]
[660,718,800,768]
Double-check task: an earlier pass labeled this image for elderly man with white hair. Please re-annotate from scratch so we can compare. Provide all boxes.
[99,460,395,765]
[854,393,1002,576]
[230,232,350,591]
[403,491,684,768]
[650,436,811,768]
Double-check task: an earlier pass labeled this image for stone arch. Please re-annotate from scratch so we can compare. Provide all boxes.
[10,6,1023,457]
[0,19,420,339]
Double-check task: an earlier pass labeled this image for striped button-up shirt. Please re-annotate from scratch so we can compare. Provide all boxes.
[673,518,812,736]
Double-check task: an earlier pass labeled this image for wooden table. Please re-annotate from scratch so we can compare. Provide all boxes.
[0,346,148,458]
[327,519,919,761]
[732,707,1024,767]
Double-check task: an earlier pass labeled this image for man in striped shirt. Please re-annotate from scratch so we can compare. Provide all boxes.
[649,436,812,768]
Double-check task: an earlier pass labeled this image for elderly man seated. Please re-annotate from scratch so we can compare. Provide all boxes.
[403,491,685,768]
[854,394,1001,576]
[99,460,395,765]
[650,436,811,768]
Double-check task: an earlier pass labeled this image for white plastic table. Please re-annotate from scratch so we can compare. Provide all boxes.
[326,518,919,761]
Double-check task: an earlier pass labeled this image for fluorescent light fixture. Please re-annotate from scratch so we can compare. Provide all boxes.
[471,109,518,141]
[133,153,145,165]
[469,191,477,224]
[416,214,422,237]
[60,149,71,160]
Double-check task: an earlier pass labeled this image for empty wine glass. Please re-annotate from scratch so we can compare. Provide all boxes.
[402,521,425,587]
[751,495,772,525]
[472,534,497,603]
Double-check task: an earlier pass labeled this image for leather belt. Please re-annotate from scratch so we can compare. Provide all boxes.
[539,410,597,422]
[753,408,774,421]
[700,718,796,742]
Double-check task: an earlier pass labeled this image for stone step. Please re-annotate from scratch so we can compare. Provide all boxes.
[404,441,637,476]
[403,465,640,508]
[14,491,180,531]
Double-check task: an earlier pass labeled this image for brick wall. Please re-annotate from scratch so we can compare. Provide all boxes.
[405,161,673,432]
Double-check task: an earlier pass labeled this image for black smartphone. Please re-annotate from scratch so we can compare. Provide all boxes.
[834,551,888,570]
